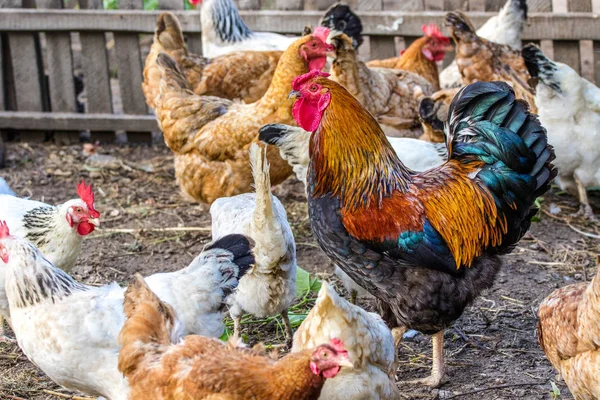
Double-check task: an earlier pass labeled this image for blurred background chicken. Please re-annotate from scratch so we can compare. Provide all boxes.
[0,224,253,399]
[328,31,434,137]
[418,88,459,143]
[153,28,333,204]
[143,12,283,108]
[522,44,600,220]
[291,72,555,387]
[439,0,528,88]
[320,2,363,49]
[211,144,297,341]
[118,274,352,400]
[293,282,400,399]
[366,24,451,90]
[445,11,536,112]
[537,256,600,400]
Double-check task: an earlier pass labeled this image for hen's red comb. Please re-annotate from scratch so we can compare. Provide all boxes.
[0,221,10,239]
[422,23,449,42]
[292,70,330,91]
[329,338,346,353]
[312,26,331,44]
[77,180,100,218]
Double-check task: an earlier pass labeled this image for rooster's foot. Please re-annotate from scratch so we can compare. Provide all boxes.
[571,204,598,222]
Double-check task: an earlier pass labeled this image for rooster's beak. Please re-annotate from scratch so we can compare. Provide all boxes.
[338,358,353,368]
[88,218,100,227]
[288,90,300,100]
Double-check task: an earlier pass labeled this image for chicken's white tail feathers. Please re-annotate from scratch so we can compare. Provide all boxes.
[249,143,286,272]
[0,178,15,196]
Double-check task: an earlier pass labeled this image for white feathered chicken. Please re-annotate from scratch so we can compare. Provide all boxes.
[0,179,100,339]
[0,223,253,400]
[197,0,297,58]
[258,124,447,305]
[439,0,528,89]
[522,44,600,220]
[292,282,400,400]
[210,143,297,341]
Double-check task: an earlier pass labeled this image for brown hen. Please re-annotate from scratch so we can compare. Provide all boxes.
[418,88,460,143]
[143,12,281,109]
[446,11,536,112]
[538,257,600,400]
[118,275,352,400]
[329,32,434,137]
[366,24,451,90]
[154,29,333,204]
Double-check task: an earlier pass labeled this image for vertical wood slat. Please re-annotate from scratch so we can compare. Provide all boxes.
[37,0,79,144]
[157,0,183,8]
[80,0,114,142]
[3,0,46,141]
[115,0,150,142]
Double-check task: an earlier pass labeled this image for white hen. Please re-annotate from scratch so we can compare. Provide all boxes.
[211,143,297,341]
[439,0,528,89]
[522,44,600,220]
[258,124,447,304]
[293,282,400,400]
[0,227,253,400]
[199,0,298,58]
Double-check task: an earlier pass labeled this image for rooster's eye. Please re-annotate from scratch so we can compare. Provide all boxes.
[321,351,329,358]
[75,207,82,213]
[310,85,318,92]
[311,42,317,48]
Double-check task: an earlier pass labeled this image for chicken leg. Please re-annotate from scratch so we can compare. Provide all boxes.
[0,315,15,343]
[281,309,293,344]
[392,326,407,348]
[572,175,597,222]
[349,289,358,305]
[405,330,446,388]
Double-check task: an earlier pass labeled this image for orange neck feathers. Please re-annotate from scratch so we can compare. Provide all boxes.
[309,81,412,210]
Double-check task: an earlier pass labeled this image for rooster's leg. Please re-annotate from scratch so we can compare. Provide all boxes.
[232,314,242,341]
[0,315,15,343]
[572,175,597,221]
[392,326,407,348]
[281,309,293,344]
[404,330,446,388]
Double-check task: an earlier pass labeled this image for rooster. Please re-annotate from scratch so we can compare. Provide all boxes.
[366,24,451,90]
[537,256,600,400]
[440,0,528,89]
[211,143,297,341]
[293,282,400,399]
[118,274,353,400]
[289,70,556,387]
[0,222,253,399]
[522,44,600,220]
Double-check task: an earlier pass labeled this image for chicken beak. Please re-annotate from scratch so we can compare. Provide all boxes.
[338,358,354,368]
[288,90,300,100]
[88,218,100,227]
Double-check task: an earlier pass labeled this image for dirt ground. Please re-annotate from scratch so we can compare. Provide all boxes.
[0,142,599,400]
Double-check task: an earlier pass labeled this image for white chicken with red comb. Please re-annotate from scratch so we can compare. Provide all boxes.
[0,179,100,339]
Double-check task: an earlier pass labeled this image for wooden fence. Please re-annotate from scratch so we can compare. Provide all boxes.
[0,0,599,143]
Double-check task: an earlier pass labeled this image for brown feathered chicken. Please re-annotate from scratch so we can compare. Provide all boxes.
[153,28,333,204]
[418,88,460,143]
[143,12,282,109]
[118,274,353,400]
[537,257,600,400]
[445,11,536,112]
[366,24,451,90]
[328,31,434,137]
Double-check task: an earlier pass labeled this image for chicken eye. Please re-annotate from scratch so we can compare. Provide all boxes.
[75,207,82,213]
[321,351,329,358]
[310,85,318,92]
[311,42,317,48]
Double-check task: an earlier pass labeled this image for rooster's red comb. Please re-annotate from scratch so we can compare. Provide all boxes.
[292,70,330,91]
[312,26,331,44]
[0,221,10,239]
[422,23,449,42]
[77,180,100,218]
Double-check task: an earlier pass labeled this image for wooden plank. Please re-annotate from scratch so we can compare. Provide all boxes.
[552,0,568,11]
[553,40,581,73]
[369,35,397,59]
[3,10,600,40]
[579,40,594,83]
[593,41,600,87]
[158,0,184,9]
[236,0,260,9]
[357,0,382,10]
[384,0,424,10]
[187,34,203,56]
[469,0,486,11]
[114,0,150,142]
[424,0,444,11]
[0,111,157,131]
[80,0,115,142]
[276,0,302,9]
[540,39,554,60]
[529,0,553,11]
[567,0,591,11]
[7,33,46,141]
[484,0,509,11]
[38,0,79,144]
